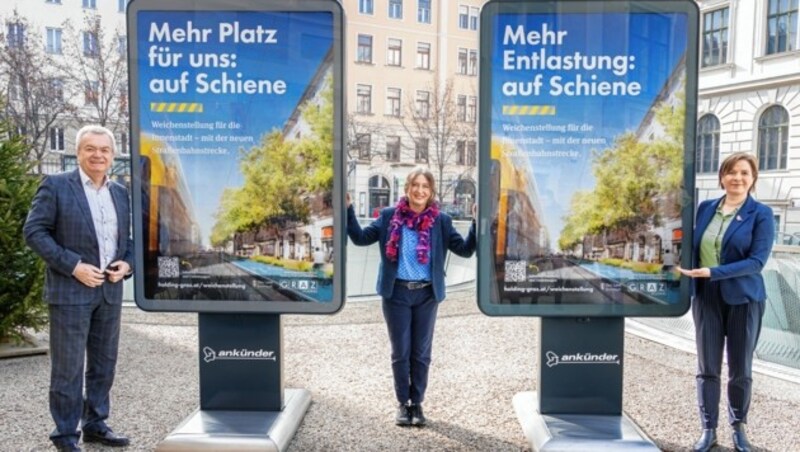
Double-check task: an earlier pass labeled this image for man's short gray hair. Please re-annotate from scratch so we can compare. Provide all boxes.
[75,125,116,153]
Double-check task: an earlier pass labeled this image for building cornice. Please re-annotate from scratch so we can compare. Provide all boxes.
[699,72,800,97]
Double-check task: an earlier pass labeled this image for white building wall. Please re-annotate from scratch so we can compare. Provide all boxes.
[697,0,800,236]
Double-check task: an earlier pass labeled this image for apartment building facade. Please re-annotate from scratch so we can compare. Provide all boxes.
[342,0,485,218]
[696,0,800,240]
[1,0,130,178]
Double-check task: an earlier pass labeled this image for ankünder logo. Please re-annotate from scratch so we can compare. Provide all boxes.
[545,350,620,368]
[203,346,277,363]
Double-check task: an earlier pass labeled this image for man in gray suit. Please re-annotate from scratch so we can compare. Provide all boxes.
[24,125,134,452]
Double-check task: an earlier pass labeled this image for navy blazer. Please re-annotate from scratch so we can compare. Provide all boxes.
[24,169,134,305]
[691,195,774,305]
[347,204,476,302]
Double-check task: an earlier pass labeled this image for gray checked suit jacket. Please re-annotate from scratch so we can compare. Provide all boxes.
[24,169,134,305]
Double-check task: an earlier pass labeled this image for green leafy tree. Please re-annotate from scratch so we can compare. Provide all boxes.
[210,78,335,246]
[0,115,47,343]
[558,92,685,253]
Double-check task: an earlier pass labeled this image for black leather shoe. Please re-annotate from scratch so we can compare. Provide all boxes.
[82,428,130,447]
[693,428,717,452]
[409,403,426,426]
[54,442,81,452]
[732,424,752,452]
[395,403,411,426]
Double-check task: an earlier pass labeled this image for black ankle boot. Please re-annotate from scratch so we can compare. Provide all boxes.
[395,403,411,426]
[732,423,751,452]
[693,428,717,452]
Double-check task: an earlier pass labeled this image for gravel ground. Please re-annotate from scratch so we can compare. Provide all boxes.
[1,289,799,452]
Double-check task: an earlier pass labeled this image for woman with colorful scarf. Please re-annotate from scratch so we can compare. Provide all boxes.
[346,167,477,427]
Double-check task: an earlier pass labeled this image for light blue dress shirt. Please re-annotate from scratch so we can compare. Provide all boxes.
[397,225,432,281]
[79,168,118,270]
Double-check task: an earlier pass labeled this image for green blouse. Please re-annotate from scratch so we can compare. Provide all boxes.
[699,201,741,268]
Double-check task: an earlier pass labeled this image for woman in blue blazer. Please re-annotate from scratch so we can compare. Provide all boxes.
[679,152,774,452]
[346,167,476,427]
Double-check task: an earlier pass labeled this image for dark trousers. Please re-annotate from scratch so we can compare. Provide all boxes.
[382,284,439,405]
[48,297,122,445]
[692,280,765,429]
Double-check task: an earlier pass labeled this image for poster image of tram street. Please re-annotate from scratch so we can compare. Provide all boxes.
[488,12,689,306]
[135,11,335,303]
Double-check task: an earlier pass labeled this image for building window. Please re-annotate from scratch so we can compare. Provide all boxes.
[49,127,65,152]
[50,78,65,102]
[83,31,98,57]
[416,42,431,69]
[357,34,373,63]
[387,38,402,66]
[415,138,429,163]
[415,91,430,118]
[758,105,789,170]
[83,0,96,9]
[468,49,478,75]
[418,0,431,24]
[9,76,23,101]
[458,5,469,29]
[457,48,468,75]
[386,135,401,161]
[467,141,476,166]
[386,88,401,116]
[359,0,374,14]
[467,96,477,123]
[356,134,371,159]
[118,0,128,12]
[469,7,479,30]
[766,0,798,54]
[456,141,466,165]
[85,80,99,104]
[457,95,467,121]
[118,132,128,155]
[357,84,372,114]
[7,22,25,48]
[389,0,403,19]
[46,27,62,54]
[702,8,729,67]
[118,36,127,56]
[696,114,720,173]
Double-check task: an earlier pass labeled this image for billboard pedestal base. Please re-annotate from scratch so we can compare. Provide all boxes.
[513,391,658,451]
[155,388,311,452]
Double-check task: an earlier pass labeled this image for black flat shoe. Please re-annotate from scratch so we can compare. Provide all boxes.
[409,403,426,426]
[82,428,130,447]
[732,425,752,452]
[54,442,81,452]
[693,428,717,452]
[395,403,411,426]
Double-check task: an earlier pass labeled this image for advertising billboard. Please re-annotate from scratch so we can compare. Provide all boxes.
[478,0,698,316]
[128,0,344,313]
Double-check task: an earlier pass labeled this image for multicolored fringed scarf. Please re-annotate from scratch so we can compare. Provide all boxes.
[385,197,439,264]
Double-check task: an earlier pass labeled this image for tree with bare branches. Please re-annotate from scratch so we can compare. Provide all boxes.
[61,13,128,134]
[398,77,476,205]
[0,11,78,174]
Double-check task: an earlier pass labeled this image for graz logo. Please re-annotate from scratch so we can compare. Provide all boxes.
[202,346,277,363]
[545,350,620,368]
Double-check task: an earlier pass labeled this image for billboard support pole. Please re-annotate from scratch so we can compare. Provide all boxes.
[156,314,311,452]
[513,317,658,451]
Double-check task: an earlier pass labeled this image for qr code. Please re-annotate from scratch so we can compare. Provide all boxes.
[505,260,527,282]
[158,256,180,278]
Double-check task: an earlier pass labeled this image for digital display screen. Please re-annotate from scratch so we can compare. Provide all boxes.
[478,0,698,317]
[128,0,344,313]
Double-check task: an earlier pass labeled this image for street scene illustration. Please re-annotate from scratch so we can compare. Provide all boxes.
[136,11,335,303]
[488,12,689,305]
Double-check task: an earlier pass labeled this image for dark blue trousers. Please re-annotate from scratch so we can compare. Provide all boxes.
[382,284,439,405]
[48,297,122,446]
[692,279,765,429]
